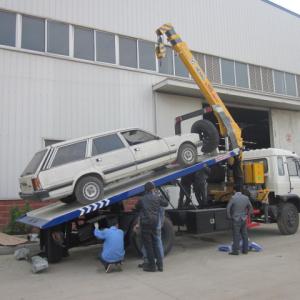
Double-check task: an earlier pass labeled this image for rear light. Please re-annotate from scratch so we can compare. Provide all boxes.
[32,177,42,191]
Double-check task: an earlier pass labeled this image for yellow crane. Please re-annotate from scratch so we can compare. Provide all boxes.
[156,23,243,151]
[156,23,244,189]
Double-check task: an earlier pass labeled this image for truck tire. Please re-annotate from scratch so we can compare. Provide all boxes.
[131,216,175,256]
[277,202,299,235]
[177,143,197,167]
[191,119,219,153]
[45,230,63,263]
[75,175,104,205]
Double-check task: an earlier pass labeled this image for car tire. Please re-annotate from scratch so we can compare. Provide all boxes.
[75,175,104,205]
[177,143,197,167]
[277,202,299,235]
[60,195,76,204]
[191,119,219,153]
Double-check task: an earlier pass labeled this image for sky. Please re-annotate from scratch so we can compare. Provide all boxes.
[269,0,300,14]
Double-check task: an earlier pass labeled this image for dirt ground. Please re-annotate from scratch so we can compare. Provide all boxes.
[1,223,299,300]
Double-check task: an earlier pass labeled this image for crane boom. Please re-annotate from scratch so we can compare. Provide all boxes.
[156,23,243,150]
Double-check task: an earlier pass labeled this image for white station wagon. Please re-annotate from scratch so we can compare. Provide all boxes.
[19,128,201,204]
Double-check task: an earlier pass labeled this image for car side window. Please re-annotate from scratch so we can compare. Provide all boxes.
[121,130,157,145]
[287,157,298,176]
[52,141,87,167]
[277,156,285,176]
[92,134,125,156]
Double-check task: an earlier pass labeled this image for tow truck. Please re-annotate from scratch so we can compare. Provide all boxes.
[18,24,300,263]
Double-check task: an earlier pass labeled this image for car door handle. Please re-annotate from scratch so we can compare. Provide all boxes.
[96,158,102,162]
[134,147,140,152]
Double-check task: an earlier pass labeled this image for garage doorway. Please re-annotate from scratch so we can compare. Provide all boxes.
[204,106,271,150]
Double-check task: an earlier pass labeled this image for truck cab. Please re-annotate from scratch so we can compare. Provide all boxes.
[243,148,300,198]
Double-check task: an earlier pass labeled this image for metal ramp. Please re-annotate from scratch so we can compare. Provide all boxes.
[18,149,239,229]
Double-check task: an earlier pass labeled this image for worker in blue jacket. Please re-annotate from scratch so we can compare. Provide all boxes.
[94,217,125,273]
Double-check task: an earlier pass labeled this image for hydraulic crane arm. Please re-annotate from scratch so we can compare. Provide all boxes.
[155,23,243,151]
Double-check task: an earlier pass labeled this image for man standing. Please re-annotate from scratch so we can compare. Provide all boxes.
[94,218,125,273]
[135,182,168,272]
[193,166,211,208]
[138,206,165,268]
[178,173,194,208]
[227,186,253,255]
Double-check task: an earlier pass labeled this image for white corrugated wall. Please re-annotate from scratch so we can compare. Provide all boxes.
[0,49,163,198]
[0,0,299,73]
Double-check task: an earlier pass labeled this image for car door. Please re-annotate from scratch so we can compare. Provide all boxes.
[121,129,171,172]
[90,133,136,182]
[286,157,300,196]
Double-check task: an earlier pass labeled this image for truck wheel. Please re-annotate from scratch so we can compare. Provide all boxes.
[45,230,63,263]
[177,143,197,167]
[277,202,299,235]
[191,119,219,153]
[161,217,175,255]
[130,216,175,256]
[75,175,104,205]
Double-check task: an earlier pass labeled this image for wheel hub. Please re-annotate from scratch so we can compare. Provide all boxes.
[83,182,99,200]
[183,149,194,162]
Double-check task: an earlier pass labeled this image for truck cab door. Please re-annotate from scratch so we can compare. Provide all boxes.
[286,157,300,196]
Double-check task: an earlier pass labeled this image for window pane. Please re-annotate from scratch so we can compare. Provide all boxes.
[159,46,173,75]
[47,20,69,55]
[44,139,64,147]
[96,31,115,64]
[52,141,87,167]
[285,73,297,96]
[274,70,286,94]
[21,150,47,176]
[122,130,156,145]
[287,158,298,176]
[119,36,137,68]
[74,26,94,61]
[92,134,124,156]
[277,157,285,176]
[174,54,189,77]
[0,11,16,46]
[138,40,156,71]
[235,62,249,88]
[22,15,45,51]
[221,59,235,85]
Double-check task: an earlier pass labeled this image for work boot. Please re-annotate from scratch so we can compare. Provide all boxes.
[156,263,163,272]
[228,251,239,255]
[143,264,156,272]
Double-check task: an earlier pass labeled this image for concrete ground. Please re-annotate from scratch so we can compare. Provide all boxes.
[1,224,299,300]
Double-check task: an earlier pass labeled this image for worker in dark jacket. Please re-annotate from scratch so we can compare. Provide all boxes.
[193,166,211,208]
[227,186,253,255]
[135,181,168,272]
[178,173,194,208]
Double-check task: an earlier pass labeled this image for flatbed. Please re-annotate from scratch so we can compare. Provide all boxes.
[19,149,239,230]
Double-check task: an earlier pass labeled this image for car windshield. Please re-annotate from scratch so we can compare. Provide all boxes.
[21,149,48,176]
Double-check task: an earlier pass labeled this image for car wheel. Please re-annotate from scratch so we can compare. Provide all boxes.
[177,143,197,167]
[191,119,219,153]
[75,175,104,205]
[60,195,76,204]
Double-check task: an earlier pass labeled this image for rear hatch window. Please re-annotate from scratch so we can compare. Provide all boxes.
[21,149,48,176]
